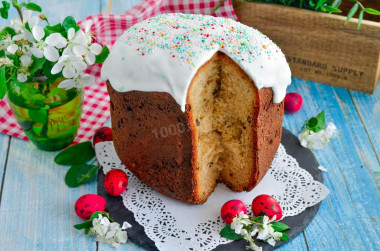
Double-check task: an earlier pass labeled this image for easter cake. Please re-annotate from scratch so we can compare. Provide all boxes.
[101,13,291,204]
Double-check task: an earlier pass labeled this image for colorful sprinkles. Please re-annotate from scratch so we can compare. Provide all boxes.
[120,13,284,70]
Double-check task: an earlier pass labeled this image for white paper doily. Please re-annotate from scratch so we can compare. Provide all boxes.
[96,142,329,251]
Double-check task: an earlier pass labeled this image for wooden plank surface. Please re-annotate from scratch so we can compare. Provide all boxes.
[282,78,380,250]
[0,134,10,195]
[0,137,97,251]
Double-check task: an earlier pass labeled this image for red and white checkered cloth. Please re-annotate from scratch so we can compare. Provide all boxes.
[0,0,237,143]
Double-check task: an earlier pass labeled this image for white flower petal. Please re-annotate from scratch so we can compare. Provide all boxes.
[318,166,328,172]
[84,52,95,65]
[72,44,86,56]
[89,43,102,55]
[7,44,18,54]
[51,61,64,74]
[121,222,131,230]
[73,30,88,45]
[68,28,75,40]
[82,74,95,87]
[32,26,45,41]
[17,73,28,82]
[58,79,75,90]
[257,228,269,240]
[31,47,44,58]
[85,20,93,33]
[24,30,35,42]
[20,54,32,67]
[23,10,32,22]
[55,37,68,49]
[267,238,276,246]
[72,60,87,72]
[28,16,39,28]
[62,47,73,56]
[45,33,64,47]
[62,66,76,78]
[115,231,128,243]
[234,224,243,234]
[44,46,59,62]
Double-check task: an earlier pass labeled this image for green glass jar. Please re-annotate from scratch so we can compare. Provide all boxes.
[7,75,83,151]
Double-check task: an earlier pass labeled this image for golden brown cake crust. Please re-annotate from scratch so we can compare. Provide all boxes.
[107,54,284,205]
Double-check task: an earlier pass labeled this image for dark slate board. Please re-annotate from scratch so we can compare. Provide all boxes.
[97,128,322,251]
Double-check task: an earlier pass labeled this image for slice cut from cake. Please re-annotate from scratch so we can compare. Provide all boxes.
[102,14,291,204]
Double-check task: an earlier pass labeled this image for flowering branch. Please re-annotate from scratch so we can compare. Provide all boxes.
[74,211,132,248]
[220,212,290,250]
[0,1,110,99]
[298,111,338,150]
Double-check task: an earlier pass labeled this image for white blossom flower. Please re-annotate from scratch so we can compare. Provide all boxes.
[298,123,337,150]
[11,10,39,33]
[30,26,66,62]
[83,43,102,65]
[92,214,109,236]
[51,53,87,78]
[16,54,33,82]
[256,216,276,241]
[231,211,251,235]
[0,34,19,54]
[58,73,94,90]
[89,214,131,249]
[63,28,87,56]
[84,20,94,43]
[0,57,13,67]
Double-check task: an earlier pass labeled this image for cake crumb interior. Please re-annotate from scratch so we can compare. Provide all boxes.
[188,52,256,200]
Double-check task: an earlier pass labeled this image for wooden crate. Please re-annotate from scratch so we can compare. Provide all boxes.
[234,1,380,93]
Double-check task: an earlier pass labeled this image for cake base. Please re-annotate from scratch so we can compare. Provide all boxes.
[97,128,322,251]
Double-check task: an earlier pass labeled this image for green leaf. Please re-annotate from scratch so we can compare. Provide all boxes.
[307,111,325,133]
[29,57,46,76]
[365,8,380,15]
[0,1,10,19]
[307,117,318,128]
[25,3,42,12]
[315,110,325,128]
[320,6,342,13]
[0,66,6,99]
[345,3,359,24]
[271,222,291,232]
[219,225,244,241]
[316,0,327,10]
[0,27,16,38]
[44,23,63,37]
[54,141,95,165]
[28,109,48,124]
[95,45,110,64]
[332,0,341,8]
[90,211,109,220]
[73,220,93,230]
[357,9,364,29]
[62,16,80,32]
[252,216,264,222]
[280,232,290,241]
[65,163,98,187]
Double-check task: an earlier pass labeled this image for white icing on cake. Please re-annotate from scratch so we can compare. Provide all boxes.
[101,13,291,111]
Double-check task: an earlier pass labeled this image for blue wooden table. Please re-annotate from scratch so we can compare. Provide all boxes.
[0,1,379,250]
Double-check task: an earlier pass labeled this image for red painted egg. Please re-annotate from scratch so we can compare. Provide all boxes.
[220,200,247,224]
[251,194,282,221]
[93,127,113,146]
[104,169,129,196]
[284,93,303,114]
[75,194,106,219]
